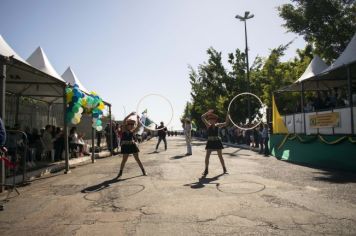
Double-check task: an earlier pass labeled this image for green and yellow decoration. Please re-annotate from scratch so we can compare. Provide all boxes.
[65,84,105,131]
[277,133,356,150]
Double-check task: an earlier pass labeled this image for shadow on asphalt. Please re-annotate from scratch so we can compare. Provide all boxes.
[146,151,159,154]
[184,173,225,189]
[170,155,186,160]
[281,160,356,184]
[313,171,356,184]
[81,175,142,193]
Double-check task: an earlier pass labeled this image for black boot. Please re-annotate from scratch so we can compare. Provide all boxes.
[223,166,228,174]
[116,170,123,179]
[202,169,208,176]
[142,168,147,176]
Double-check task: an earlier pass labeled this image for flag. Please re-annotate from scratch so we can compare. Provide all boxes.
[272,95,288,134]
[140,109,156,130]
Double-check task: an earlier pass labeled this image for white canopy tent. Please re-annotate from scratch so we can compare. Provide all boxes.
[296,55,329,83]
[0,36,114,190]
[62,67,89,94]
[0,36,70,187]
[322,33,356,75]
[0,35,29,65]
[275,32,356,135]
[278,31,356,93]
[279,55,333,92]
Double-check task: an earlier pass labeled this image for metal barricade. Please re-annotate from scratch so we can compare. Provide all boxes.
[5,130,28,184]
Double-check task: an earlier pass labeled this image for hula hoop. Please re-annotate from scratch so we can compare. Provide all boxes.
[227,92,264,130]
[136,93,174,131]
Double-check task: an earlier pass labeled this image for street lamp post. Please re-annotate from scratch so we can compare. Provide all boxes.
[236,11,254,122]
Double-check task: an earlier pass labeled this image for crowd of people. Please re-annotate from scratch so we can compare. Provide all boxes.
[283,88,355,114]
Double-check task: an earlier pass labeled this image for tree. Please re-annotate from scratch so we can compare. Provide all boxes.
[278,0,356,63]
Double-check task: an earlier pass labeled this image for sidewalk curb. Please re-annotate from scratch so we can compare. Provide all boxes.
[5,151,113,185]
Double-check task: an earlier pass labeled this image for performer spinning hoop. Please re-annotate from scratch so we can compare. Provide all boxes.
[136,93,174,131]
[227,92,265,130]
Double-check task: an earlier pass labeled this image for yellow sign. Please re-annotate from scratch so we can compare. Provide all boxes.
[309,112,340,128]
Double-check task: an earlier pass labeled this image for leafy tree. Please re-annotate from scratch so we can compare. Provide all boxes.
[278,0,356,62]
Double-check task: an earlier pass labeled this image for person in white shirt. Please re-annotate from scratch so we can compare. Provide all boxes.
[182,118,192,156]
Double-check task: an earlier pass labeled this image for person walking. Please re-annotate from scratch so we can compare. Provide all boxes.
[155,121,167,151]
[182,118,192,156]
[201,109,229,176]
[116,112,146,179]
[262,123,270,157]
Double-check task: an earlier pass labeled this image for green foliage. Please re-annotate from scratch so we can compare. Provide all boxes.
[278,0,356,63]
[184,44,313,129]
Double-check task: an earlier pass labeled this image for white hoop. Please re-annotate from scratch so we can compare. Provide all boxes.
[227,92,264,130]
[136,93,174,131]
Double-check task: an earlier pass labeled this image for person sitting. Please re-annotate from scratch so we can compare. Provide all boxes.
[69,127,80,158]
[304,99,314,112]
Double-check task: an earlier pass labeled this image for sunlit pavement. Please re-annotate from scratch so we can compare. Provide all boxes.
[1,136,356,235]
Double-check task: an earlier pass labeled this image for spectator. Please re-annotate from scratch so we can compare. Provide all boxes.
[69,127,79,158]
[262,123,269,157]
[42,125,55,161]
[96,129,103,149]
[53,127,64,161]
[304,99,314,112]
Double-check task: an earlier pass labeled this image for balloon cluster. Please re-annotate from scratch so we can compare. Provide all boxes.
[65,85,106,131]
[66,85,84,125]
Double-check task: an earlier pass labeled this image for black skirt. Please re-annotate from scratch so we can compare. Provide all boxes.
[205,140,224,150]
[121,143,140,154]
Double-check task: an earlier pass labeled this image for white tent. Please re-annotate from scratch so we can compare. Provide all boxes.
[62,67,89,94]
[296,55,328,83]
[27,46,65,82]
[323,32,356,74]
[0,37,66,103]
[0,35,29,65]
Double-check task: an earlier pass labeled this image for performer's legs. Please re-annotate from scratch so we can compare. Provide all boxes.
[116,154,129,178]
[163,137,167,150]
[156,137,162,150]
[133,153,146,175]
[217,149,227,173]
[203,150,212,176]
[264,137,269,156]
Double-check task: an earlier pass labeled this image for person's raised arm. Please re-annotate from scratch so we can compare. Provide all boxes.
[216,112,230,128]
[201,109,213,128]
[132,114,141,133]
[123,112,136,124]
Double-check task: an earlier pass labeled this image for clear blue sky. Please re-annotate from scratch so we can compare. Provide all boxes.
[0,0,305,130]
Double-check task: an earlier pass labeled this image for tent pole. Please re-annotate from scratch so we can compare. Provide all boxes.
[347,65,354,135]
[15,95,20,125]
[301,82,306,134]
[47,103,52,125]
[63,86,70,174]
[0,63,6,193]
[109,105,113,156]
[91,115,95,163]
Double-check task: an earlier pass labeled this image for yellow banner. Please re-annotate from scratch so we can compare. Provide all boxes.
[272,95,288,134]
[309,112,340,128]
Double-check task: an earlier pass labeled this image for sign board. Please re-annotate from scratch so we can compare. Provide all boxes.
[309,112,340,128]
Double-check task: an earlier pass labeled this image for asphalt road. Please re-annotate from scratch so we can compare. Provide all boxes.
[1,136,356,236]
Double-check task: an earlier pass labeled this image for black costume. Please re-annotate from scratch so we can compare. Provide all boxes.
[121,131,139,154]
[205,126,223,150]
[156,125,167,150]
